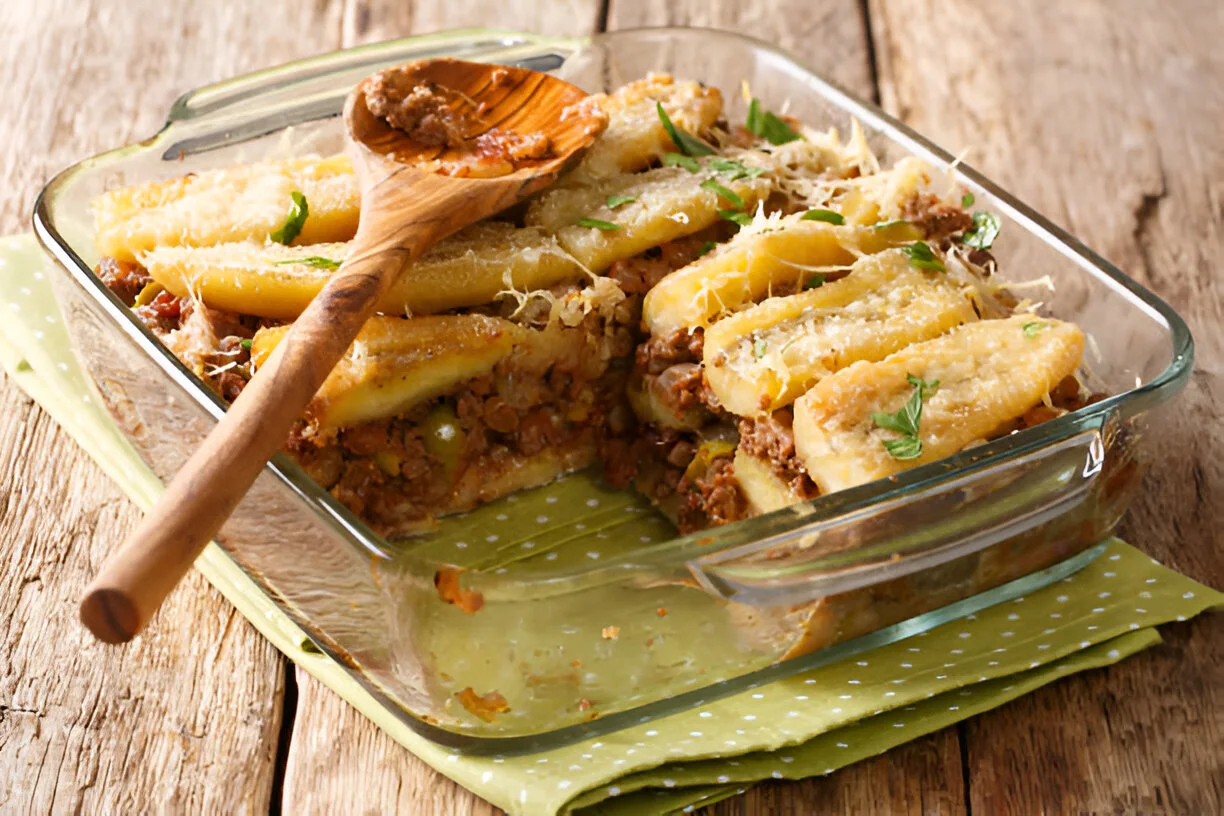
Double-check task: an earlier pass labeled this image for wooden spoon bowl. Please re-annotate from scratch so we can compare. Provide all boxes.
[79,58,607,644]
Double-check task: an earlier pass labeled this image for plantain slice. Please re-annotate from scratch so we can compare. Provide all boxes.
[251,315,528,441]
[575,74,723,179]
[94,156,359,263]
[703,250,977,417]
[641,213,920,336]
[526,165,770,273]
[793,315,1085,494]
[141,223,582,320]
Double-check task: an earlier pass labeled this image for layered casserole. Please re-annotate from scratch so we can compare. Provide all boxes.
[91,73,1101,541]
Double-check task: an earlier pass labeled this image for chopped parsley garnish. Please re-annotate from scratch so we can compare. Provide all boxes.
[871,373,938,460]
[962,192,975,208]
[753,338,768,358]
[270,191,308,245]
[299,637,324,655]
[697,241,718,258]
[15,359,31,373]
[657,102,715,156]
[709,157,765,180]
[240,339,253,350]
[800,208,845,225]
[606,195,636,209]
[803,274,825,290]
[719,210,753,227]
[274,256,340,270]
[902,241,945,272]
[872,219,908,229]
[962,211,1001,250]
[1022,321,1048,338]
[700,178,744,208]
[745,98,801,145]
[576,218,620,231]
[662,152,701,173]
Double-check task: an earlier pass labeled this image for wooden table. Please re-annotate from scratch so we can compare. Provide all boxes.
[2,1,1220,812]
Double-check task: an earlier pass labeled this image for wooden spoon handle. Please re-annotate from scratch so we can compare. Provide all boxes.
[79,227,427,644]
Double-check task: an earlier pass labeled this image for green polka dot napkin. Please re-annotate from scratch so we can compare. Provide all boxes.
[4,234,1218,816]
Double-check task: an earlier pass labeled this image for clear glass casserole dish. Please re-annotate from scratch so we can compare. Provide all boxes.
[32,27,1193,753]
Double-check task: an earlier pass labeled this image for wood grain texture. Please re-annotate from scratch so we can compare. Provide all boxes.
[870,0,1223,811]
[0,0,337,807]
[282,673,500,815]
[1,0,1221,813]
[605,0,877,101]
[0,383,285,811]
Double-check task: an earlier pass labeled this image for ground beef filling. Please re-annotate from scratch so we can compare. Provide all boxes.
[903,193,974,246]
[288,363,630,536]
[737,408,820,498]
[609,235,713,296]
[97,257,152,306]
[676,452,749,534]
[635,326,704,374]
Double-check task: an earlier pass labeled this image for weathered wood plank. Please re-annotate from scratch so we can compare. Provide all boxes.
[0,0,345,809]
[605,0,877,101]
[340,0,602,40]
[0,386,285,812]
[869,0,1223,811]
[282,673,500,815]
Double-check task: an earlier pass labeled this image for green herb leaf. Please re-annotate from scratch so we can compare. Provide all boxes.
[300,637,324,655]
[719,210,753,227]
[746,98,801,145]
[906,373,940,398]
[240,338,253,350]
[902,241,945,272]
[872,219,909,229]
[872,373,938,460]
[657,102,715,156]
[576,218,620,231]
[753,338,768,358]
[871,392,922,437]
[701,178,744,208]
[274,256,340,270]
[962,211,1001,250]
[605,195,636,209]
[270,191,308,245]
[662,152,701,173]
[1022,321,1048,338]
[15,359,32,373]
[803,274,825,290]
[962,192,975,208]
[883,435,924,460]
[800,208,845,225]
[708,157,765,179]
[697,241,718,258]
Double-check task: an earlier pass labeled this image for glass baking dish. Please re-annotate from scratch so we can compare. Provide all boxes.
[32,27,1193,753]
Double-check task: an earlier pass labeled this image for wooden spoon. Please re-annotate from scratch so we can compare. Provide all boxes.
[79,58,607,644]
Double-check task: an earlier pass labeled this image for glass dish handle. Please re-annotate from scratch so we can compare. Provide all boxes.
[687,414,1109,608]
[152,29,581,159]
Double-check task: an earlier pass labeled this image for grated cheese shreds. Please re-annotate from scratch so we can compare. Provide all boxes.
[703,250,979,417]
[793,315,1085,494]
